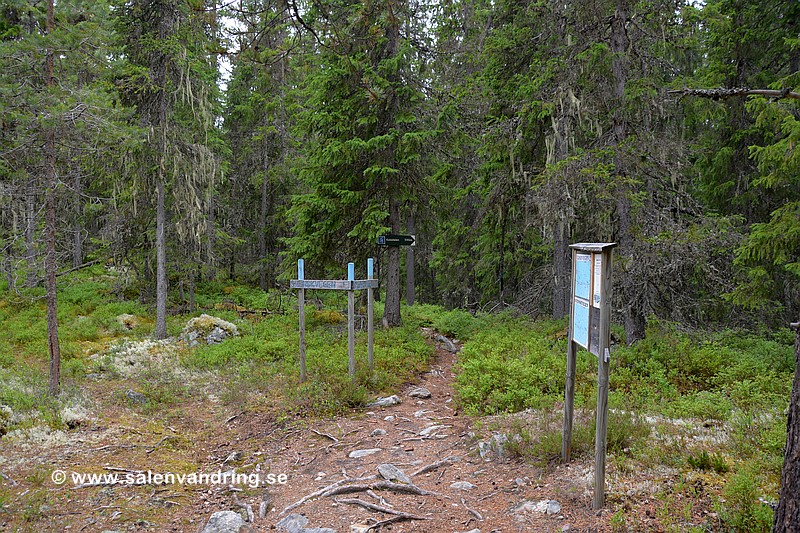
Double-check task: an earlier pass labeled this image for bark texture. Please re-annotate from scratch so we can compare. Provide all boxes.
[45,0,61,396]
[773,322,800,533]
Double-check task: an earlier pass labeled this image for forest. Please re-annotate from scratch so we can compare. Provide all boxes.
[0,0,798,337]
[0,0,799,531]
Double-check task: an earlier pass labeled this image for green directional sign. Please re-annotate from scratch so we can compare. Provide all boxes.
[377,234,415,247]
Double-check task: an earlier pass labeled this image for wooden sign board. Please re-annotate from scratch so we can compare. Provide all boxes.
[290,279,378,291]
[571,252,606,357]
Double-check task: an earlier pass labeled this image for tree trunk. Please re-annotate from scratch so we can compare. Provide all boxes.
[259,163,269,291]
[384,193,402,326]
[610,0,645,345]
[552,219,570,319]
[154,177,168,339]
[44,0,61,396]
[72,160,83,269]
[405,213,414,306]
[189,269,195,313]
[25,178,37,288]
[205,193,216,281]
[773,322,800,532]
[4,244,13,293]
[381,7,402,327]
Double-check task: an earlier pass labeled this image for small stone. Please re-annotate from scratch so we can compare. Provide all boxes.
[420,425,450,436]
[201,511,246,533]
[351,525,371,533]
[125,390,147,405]
[450,481,476,491]
[547,500,562,515]
[514,477,527,487]
[378,464,412,484]
[414,409,431,418]
[366,395,401,408]
[370,429,387,437]
[383,415,395,421]
[277,514,308,533]
[562,526,572,532]
[435,334,458,353]
[408,387,431,399]
[349,448,382,459]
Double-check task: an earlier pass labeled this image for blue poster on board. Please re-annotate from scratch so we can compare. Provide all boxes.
[575,253,592,301]
[573,299,590,349]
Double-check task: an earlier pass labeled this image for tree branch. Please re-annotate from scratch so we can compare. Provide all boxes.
[669,87,800,101]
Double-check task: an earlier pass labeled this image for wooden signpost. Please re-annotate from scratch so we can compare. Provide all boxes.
[561,242,615,510]
[290,259,379,382]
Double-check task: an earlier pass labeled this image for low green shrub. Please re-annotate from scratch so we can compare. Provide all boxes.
[687,450,729,474]
[719,468,773,533]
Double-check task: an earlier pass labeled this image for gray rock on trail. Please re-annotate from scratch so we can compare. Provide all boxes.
[378,463,412,485]
[366,395,401,408]
[183,314,239,347]
[515,499,562,515]
[435,334,458,353]
[450,481,477,491]
[370,428,387,437]
[348,448,382,459]
[201,511,247,533]
[420,424,450,436]
[408,387,432,399]
[277,514,335,533]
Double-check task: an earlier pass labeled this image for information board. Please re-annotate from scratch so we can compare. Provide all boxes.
[575,253,592,301]
[573,298,590,349]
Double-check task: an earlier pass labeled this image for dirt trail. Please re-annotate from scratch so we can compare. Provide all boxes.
[208,337,609,532]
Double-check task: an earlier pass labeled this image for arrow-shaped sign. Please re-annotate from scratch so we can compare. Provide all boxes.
[378,234,416,247]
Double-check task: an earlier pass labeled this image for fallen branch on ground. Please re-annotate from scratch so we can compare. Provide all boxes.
[410,456,458,477]
[279,475,377,515]
[335,497,430,520]
[310,428,339,443]
[461,497,483,521]
[367,514,429,530]
[322,480,438,498]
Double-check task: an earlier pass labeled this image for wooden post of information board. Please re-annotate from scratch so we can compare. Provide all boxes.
[367,258,375,375]
[347,262,356,379]
[298,259,306,382]
[561,243,615,511]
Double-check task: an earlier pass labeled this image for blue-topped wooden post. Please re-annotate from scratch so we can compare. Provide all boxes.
[298,259,306,382]
[367,258,374,375]
[347,262,355,379]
